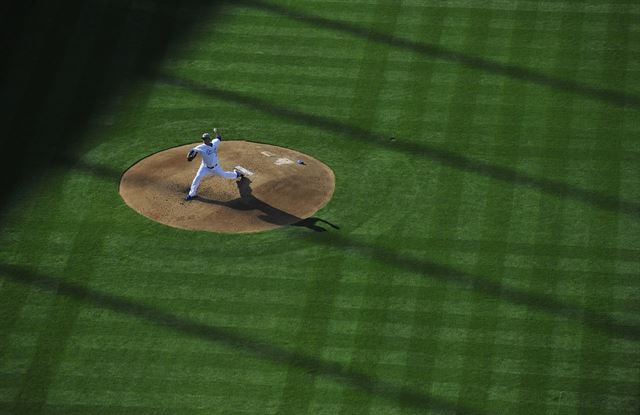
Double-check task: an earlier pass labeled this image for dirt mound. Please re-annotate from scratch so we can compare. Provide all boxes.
[119,141,335,233]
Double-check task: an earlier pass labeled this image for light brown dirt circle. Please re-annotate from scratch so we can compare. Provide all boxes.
[119,141,335,233]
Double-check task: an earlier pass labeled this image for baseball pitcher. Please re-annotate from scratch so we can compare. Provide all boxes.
[185,128,243,201]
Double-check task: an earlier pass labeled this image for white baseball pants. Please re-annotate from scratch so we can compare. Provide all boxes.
[188,164,238,197]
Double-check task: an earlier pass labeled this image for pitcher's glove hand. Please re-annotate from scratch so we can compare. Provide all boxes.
[187,149,197,161]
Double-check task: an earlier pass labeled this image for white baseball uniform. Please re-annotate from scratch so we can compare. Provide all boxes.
[187,138,238,197]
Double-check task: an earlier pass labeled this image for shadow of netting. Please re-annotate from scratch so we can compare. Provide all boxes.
[41,153,640,340]
[237,0,640,110]
[18,0,639,220]
[0,263,487,415]
[0,0,227,215]
[298,233,640,342]
[158,75,640,219]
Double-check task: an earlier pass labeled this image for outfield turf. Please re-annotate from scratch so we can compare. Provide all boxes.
[1,0,639,414]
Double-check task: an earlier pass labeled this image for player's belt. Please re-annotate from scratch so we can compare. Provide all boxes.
[206,164,218,169]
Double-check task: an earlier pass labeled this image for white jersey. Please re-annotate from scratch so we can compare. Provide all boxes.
[192,138,221,167]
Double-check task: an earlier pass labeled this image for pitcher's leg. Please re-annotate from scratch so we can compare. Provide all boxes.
[214,165,241,180]
[188,165,208,197]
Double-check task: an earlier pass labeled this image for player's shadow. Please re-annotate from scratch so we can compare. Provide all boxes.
[50,157,341,232]
[0,263,487,415]
[198,177,339,232]
[291,217,340,232]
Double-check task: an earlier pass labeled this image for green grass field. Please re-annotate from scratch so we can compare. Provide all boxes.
[1,0,639,414]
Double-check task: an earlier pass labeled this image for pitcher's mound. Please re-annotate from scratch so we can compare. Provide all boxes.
[119,141,335,233]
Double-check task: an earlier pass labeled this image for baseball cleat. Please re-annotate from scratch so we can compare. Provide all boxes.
[185,194,196,201]
[234,169,244,179]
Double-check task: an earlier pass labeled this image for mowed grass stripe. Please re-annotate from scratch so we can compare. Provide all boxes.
[39,326,636,365]
[85,269,328,296]
[198,35,368,60]
[396,2,484,408]
[428,4,500,404]
[386,5,447,142]
[86,280,318,305]
[458,1,537,410]
[400,1,640,15]
[32,337,631,384]
[0,403,182,415]
[274,261,343,414]
[39,296,629,347]
[56,353,287,385]
[281,1,405,411]
[226,2,376,22]
[173,49,366,71]
[335,255,397,414]
[51,364,628,411]
[0,173,94,405]
[99,235,330,271]
[576,4,637,413]
[175,65,361,90]
[397,2,476,401]
[45,383,281,411]
[382,237,640,264]
[172,82,357,105]
[203,28,372,50]
[514,4,587,413]
[56,355,287,381]
[164,63,364,96]
[88,276,312,298]
[0,188,62,351]
[167,60,361,81]
[51,370,284,395]
[213,12,515,42]
[10,218,110,413]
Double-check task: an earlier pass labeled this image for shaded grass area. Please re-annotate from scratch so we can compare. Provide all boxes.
[0,0,225,211]
[1,1,639,414]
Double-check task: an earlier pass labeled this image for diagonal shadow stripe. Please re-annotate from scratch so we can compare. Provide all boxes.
[301,233,640,342]
[0,0,228,215]
[157,75,640,218]
[40,155,639,341]
[236,0,640,110]
[0,263,487,415]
